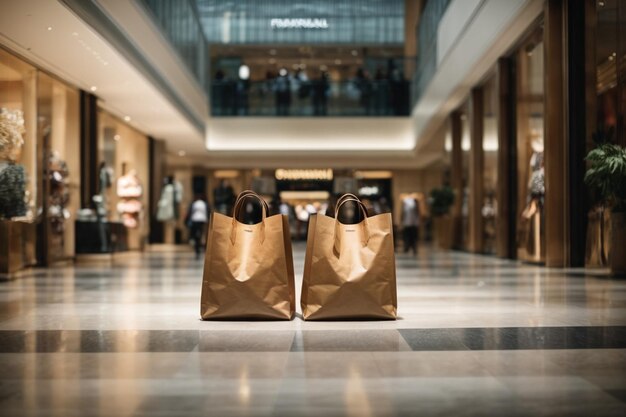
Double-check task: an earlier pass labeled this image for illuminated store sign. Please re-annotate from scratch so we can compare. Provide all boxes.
[358,186,380,196]
[275,169,333,181]
[270,18,329,29]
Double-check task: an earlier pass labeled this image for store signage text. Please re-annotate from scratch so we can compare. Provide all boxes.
[275,169,333,181]
[270,18,329,29]
[358,186,380,196]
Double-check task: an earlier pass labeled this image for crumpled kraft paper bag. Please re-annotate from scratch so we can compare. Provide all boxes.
[301,198,397,320]
[200,192,295,320]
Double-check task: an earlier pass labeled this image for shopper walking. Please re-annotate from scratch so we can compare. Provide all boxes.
[401,195,420,255]
[186,193,210,260]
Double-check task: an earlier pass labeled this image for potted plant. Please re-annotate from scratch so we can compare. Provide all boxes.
[429,186,455,249]
[585,141,626,275]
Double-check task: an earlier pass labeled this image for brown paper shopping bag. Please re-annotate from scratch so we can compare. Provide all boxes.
[200,191,295,320]
[301,196,397,320]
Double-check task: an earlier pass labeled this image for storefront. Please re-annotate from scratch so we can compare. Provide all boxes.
[0,47,81,272]
[0,45,155,273]
[445,19,547,263]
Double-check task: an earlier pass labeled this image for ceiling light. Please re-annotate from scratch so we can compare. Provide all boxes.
[351,50,358,56]
[334,59,342,65]
[124,116,131,122]
[238,64,250,80]
[47,26,53,31]
[113,134,121,141]
[599,1,605,6]
[72,32,78,36]
[178,150,186,157]
[90,86,97,92]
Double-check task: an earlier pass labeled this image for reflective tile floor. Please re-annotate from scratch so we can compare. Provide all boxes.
[0,243,625,416]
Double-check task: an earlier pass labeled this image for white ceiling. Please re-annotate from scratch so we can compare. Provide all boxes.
[0,0,206,155]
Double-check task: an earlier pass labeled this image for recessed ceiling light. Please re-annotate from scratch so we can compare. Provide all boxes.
[113,134,121,141]
[90,86,97,92]
[72,32,78,36]
[124,116,131,122]
[178,150,186,157]
[47,26,53,31]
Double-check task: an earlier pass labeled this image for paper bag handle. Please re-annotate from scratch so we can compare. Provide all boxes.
[232,190,269,214]
[333,197,369,253]
[230,191,267,245]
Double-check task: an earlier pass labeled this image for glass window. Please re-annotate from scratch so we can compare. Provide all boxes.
[36,72,80,261]
[0,47,38,221]
[515,29,545,263]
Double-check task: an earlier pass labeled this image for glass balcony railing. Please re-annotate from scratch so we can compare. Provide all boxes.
[412,0,452,105]
[211,79,411,117]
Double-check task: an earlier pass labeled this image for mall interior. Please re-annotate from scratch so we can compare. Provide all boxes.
[0,0,625,415]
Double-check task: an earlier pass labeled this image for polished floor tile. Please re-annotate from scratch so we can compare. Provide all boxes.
[0,243,624,416]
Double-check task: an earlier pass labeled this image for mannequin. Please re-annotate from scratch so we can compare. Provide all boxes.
[116,167,143,228]
[157,176,183,222]
[520,130,545,260]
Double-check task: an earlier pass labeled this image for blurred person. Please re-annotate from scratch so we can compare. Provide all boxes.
[374,67,389,115]
[275,68,291,115]
[390,68,405,115]
[297,69,311,100]
[401,195,420,255]
[312,71,329,115]
[212,69,225,115]
[186,193,210,260]
[213,180,234,215]
[356,68,373,115]
[235,75,250,115]
[279,197,291,218]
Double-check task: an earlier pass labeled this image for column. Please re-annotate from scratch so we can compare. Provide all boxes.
[544,0,567,267]
[495,58,516,259]
[468,88,484,253]
[450,111,463,249]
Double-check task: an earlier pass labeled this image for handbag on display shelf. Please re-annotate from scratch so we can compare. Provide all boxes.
[200,190,295,320]
[301,194,397,320]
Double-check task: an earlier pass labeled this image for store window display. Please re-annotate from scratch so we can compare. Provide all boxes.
[515,30,545,263]
[117,167,143,229]
[0,108,27,219]
[97,110,150,251]
[47,151,70,235]
[37,72,80,263]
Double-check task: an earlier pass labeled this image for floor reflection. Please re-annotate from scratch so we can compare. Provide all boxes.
[0,245,623,416]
